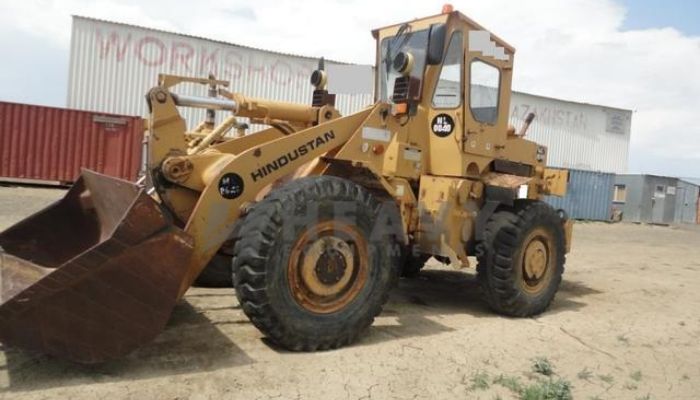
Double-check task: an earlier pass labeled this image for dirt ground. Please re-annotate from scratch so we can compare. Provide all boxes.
[0,184,698,399]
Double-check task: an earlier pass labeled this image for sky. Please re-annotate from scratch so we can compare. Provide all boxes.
[0,0,698,178]
[620,0,700,35]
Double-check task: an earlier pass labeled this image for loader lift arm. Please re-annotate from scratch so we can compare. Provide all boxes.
[0,74,383,363]
[143,82,380,296]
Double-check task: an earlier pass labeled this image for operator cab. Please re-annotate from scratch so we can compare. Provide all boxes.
[372,6,529,177]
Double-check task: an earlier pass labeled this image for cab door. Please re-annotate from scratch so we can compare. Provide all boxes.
[462,30,514,160]
[425,30,465,176]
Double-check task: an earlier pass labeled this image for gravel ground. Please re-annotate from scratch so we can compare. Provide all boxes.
[0,184,65,228]
[0,184,699,399]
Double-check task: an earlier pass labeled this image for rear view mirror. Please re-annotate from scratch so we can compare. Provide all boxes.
[427,23,447,65]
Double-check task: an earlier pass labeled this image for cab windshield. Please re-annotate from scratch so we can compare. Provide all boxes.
[377,27,430,102]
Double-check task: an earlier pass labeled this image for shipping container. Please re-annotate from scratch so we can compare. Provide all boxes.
[611,174,687,224]
[544,169,615,221]
[509,92,632,174]
[68,16,374,131]
[0,101,143,184]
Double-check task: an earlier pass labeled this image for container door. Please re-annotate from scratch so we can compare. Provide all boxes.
[652,185,666,223]
[678,187,688,223]
[92,115,141,181]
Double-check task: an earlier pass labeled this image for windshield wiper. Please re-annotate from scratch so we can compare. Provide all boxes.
[382,23,412,101]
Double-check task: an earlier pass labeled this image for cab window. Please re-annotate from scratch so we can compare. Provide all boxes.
[432,31,463,108]
[469,60,500,124]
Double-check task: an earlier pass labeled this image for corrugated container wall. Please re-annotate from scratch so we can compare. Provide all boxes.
[681,178,700,224]
[544,169,615,221]
[0,102,143,183]
[674,180,699,224]
[509,92,632,174]
[68,17,374,131]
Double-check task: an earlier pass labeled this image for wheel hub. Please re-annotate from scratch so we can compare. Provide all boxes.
[524,239,548,280]
[315,248,347,285]
[288,222,368,314]
[519,227,555,294]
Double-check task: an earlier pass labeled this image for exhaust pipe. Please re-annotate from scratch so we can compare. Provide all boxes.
[518,112,536,137]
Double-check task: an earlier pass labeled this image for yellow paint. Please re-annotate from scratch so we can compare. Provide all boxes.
[138,9,573,299]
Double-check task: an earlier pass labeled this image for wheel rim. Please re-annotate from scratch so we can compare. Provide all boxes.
[288,221,369,314]
[519,227,555,294]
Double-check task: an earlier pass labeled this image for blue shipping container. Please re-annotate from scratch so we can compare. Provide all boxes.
[545,169,615,221]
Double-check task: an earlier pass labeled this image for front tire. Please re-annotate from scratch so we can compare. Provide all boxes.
[476,200,566,317]
[232,176,400,351]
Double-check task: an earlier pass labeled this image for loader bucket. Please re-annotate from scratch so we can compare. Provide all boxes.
[0,170,194,364]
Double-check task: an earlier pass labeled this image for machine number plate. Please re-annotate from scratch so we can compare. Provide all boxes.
[218,173,245,199]
[431,114,454,137]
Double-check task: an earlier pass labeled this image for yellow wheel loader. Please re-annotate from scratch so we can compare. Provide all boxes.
[0,7,572,363]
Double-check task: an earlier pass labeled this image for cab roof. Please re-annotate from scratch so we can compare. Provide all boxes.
[371,10,515,54]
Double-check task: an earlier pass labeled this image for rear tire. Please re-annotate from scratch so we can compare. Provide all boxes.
[476,200,565,317]
[232,176,401,351]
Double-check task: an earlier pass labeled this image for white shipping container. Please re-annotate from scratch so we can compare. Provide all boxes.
[67,16,374,131]
[509,91,632,174]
